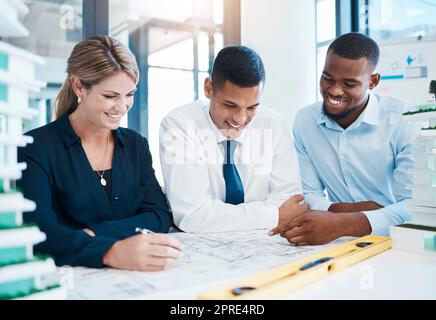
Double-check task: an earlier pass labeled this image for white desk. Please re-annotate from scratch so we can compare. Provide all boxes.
[137,248,436,300]
[287,249,436,300]
[67,231,436,300]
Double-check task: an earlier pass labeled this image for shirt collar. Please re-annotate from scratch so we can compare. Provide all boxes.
[204,102,247,145]
[317,91,380,130]
[360,92,380,126]
[56,112,126,147]
[113,128,126,146]
[316,106,342,131]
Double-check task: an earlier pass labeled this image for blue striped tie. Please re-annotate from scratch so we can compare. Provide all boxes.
[223,140,244,205]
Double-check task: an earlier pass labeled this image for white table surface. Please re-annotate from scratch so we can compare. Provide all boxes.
[141,248,436,300]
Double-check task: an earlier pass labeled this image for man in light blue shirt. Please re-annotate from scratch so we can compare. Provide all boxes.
[270,33,420,245]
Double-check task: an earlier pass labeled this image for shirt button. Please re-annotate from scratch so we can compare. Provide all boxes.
[114,196,119,200]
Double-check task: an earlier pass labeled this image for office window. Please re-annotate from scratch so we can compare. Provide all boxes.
[317,0,336,43]
[109,0,225,182]
[0,83,7,102]
[2,0,83,128]
[0,146,6,167]
[0,144,8,169]
[0,52,8,71]
[316,0,337,100]
[363,0,436,41]
[0,114,6,135]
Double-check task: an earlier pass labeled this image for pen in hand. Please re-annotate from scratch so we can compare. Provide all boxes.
[134,227,183,254]
[135,227,155,234]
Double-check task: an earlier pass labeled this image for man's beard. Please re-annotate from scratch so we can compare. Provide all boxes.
[322,103,359,121]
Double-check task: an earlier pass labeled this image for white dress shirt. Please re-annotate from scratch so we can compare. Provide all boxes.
[159,100,301,233]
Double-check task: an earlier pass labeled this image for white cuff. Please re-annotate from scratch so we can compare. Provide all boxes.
[251,205,279,230]
[362,210,390,236]
[309,197,334,211]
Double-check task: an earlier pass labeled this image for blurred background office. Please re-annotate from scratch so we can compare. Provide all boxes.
[1,0,436,182]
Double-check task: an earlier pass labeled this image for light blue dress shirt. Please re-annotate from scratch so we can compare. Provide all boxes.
[293,92,421,236]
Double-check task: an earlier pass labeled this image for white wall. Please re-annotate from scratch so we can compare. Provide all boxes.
[241,0,317,128]
[376,38,436,107]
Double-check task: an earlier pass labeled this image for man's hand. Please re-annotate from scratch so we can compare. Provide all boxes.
[278,210,372,246]
[268,194,309,236]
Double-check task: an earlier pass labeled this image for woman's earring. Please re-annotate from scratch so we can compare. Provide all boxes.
[78,96,82,104]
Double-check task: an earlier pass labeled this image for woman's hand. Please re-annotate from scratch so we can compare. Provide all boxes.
[102,233,183,271]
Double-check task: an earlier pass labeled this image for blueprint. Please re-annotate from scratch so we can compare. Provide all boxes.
[67,230,351,299]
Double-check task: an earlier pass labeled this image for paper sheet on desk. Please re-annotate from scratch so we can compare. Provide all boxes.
[67,230,352,299]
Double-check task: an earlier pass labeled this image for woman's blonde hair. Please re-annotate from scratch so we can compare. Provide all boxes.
[55,35,139,119]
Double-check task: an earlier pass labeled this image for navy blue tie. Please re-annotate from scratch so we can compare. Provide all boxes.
[223,140,244,205]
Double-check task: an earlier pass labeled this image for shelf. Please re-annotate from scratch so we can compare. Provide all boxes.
[0,134,33,147]
[0,103,38,120]
[0,70,46,93]
[412,169,436,187]
[0,258,55,283]
[0,226,46,248]
[0,163,26,179]
[411,186,436,208]
[0,192,35,212]
[403,111,436,121]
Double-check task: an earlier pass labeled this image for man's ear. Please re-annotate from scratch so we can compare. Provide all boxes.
[70,75,87,99]
[369,73,381,90]
[204,77,213,99]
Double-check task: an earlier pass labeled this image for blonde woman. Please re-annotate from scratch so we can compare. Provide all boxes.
[18,36,181,271]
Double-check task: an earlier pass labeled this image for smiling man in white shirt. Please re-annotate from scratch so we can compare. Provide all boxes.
[159,46,306,233]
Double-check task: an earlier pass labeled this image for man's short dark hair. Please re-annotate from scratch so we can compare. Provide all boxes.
[328,32,380,69]
[211,45,265,89]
